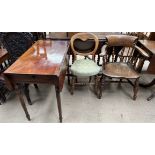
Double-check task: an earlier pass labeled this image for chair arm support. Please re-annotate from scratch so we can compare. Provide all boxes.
[135,45,150,58]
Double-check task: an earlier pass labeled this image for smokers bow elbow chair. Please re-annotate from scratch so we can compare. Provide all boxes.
[96,35,149,100]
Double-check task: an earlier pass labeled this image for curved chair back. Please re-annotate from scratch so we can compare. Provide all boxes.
[106,35,138,47]
[71,32,99,60]
[104,35,139,65]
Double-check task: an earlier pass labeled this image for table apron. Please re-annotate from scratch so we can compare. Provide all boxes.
[6,74,59,85]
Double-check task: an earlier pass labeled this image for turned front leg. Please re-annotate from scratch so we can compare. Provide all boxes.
[55,85,63,123]
[15,84,31,121]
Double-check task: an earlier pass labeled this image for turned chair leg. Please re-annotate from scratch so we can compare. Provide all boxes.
[98,75,105,99]
[70,76,76,95]
[119,79,122,86]
[95,75,104,99]
[133,78,139,100]
[24,84,32,105]
[94,75,98,95]
[89,76,92,83]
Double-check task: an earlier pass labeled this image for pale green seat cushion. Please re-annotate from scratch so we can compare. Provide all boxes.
[71,59,101,76]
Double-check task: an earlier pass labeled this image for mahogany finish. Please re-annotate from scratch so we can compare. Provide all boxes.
[3,40,69,122]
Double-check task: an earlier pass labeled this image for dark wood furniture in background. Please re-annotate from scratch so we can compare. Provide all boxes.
[2,32,39,105]
[126,32,150,40]
[0,48,9,104]
[138,39,155,101]
[3,40,69,122]
[0,49,9,65]
[97,35,149,100]
[31,32,46,41]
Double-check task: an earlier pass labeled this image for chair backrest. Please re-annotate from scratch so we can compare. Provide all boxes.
[70,32,99,60]
[2,32,34,64]
[103,35,145,70]
[106,35,137,47]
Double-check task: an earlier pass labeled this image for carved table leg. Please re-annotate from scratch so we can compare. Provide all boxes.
[55,86,62,123]
[15,84,31,121]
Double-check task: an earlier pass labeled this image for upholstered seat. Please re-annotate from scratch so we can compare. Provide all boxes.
[103,63,139,79]
[71,59,101,77]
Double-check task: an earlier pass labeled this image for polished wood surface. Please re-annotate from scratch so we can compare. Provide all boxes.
[3,40,69,122]
[103,63,139,79]
[5,40,67,75]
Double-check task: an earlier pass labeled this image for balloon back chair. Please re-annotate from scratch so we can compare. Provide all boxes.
[70,32,100,95]
[97,35,149,100]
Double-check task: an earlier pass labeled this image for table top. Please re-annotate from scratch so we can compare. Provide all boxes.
[4,40,69,76]
[139,40,155,54]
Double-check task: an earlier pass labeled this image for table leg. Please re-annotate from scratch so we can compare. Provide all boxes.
[15,84,31,121]
[55,86,62,123]
[24,84,32,105]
